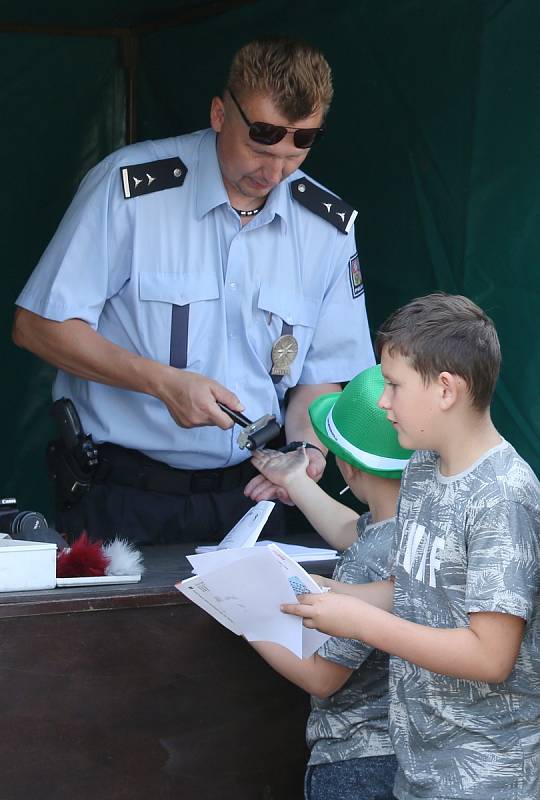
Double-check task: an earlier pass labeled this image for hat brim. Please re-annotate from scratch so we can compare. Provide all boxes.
[309,393,406,479]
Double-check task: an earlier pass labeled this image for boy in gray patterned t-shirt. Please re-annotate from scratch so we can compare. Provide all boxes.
[250,364,413,800]
[282,293,540,800]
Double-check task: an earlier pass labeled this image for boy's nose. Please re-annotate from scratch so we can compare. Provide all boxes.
[377,388,389,409]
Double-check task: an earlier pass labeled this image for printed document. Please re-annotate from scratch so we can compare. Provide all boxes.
[177,543,330,659]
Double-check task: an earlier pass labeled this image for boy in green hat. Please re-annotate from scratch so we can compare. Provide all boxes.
[281,293,540,800]
[249,363,413,800]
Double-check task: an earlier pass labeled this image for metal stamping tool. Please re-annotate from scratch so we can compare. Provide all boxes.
[217,402,281,451]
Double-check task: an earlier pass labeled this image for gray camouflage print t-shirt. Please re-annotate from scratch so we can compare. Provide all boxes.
[390,440,540,800]
[307,513,395,765]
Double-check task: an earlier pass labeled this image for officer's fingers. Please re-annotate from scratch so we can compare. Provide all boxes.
[292,449,309,468]
[244,473,269,498]
[246,477,279,502]
[211,383,245,414]
[208,405,235,430]
[305,450,326,481]
[255,479,289,503]
[166,405,199,428]
[175,401,230,429]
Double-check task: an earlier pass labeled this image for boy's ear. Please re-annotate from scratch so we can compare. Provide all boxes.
[339,459,356,484]
[438,371,463,410]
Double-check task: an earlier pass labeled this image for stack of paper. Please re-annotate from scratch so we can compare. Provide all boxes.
[177,543,330,658]
[194,500,338,563]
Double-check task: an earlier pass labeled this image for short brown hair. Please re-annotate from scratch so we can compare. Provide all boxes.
[376,293,501,411]
[227,36,333,121]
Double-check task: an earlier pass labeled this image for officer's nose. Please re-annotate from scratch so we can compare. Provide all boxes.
[263,159,287,186]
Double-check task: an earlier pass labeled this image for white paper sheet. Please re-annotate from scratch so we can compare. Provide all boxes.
[193,501,338,564]
[217,501,275,549]
[177,544,329,659]
[257,541,338,562]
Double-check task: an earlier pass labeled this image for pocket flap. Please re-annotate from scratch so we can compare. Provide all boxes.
[139,271,220,304]
[258,284,318,328]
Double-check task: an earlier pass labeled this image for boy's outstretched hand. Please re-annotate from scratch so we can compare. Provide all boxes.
[251,447,310,490]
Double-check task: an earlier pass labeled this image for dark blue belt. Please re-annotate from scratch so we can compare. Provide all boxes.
[95,443,257,496]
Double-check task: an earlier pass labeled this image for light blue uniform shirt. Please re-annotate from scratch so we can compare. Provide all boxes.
[17,129,374,468]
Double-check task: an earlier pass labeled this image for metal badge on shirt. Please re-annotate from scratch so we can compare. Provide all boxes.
[271,334,299,377]
[348,253,364,299]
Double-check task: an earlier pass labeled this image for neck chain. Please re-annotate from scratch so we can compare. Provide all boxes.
[233,203,266,217]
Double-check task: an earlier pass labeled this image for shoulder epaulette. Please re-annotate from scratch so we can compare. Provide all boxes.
[120,156,188,199]
[290,178,357,234]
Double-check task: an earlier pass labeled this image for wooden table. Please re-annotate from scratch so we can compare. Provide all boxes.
[0,541,336,800]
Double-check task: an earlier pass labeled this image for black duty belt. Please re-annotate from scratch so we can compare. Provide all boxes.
[94,443,256,496]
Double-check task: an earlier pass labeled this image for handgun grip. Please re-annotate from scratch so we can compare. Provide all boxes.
[51,398,83,451]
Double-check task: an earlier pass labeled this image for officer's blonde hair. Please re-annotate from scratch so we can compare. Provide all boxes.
[227,37,333,121]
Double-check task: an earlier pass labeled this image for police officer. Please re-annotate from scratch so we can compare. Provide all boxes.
[13,37,374,544]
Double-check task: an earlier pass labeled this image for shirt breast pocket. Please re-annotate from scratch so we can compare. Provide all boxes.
[139,271,220,368]
[257,284,319,385]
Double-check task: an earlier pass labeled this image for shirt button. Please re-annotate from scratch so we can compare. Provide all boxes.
[229,282,237,289]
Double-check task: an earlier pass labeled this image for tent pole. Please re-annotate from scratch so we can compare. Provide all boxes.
[120,31,138,145]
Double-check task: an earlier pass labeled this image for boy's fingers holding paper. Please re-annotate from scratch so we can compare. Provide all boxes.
[282,593,364,638]
[281,593,320,624]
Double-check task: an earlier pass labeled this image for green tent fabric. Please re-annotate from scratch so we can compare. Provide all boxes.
[1,0,538,524]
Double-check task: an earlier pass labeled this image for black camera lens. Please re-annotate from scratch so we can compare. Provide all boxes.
[10,511,48,536]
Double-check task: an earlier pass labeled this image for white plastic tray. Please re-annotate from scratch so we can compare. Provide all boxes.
[56,574,142,587]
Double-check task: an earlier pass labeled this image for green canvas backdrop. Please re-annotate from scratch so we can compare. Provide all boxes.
[1,0,538,525]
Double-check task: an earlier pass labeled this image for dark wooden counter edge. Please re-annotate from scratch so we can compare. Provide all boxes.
[0,584,188,619]
[0,538,337,620]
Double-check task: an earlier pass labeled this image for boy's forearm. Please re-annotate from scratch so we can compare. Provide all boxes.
[286,475,359,550]
[291,594,524,683]
[326,578,395,611]
[356,605,523,682]
[250,640,352,698]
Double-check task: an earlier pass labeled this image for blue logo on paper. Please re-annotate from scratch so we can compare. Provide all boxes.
[288,577,311,596]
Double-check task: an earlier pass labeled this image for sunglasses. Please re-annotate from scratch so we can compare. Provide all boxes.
[227,88,324,149]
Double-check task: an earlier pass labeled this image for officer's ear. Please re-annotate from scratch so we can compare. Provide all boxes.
[210,96,225,133]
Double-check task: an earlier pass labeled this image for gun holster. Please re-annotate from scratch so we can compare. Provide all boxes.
[46,439,96,510]
[47,398,99,510]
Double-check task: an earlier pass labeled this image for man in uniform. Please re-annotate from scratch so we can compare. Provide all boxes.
[13,37,374,544]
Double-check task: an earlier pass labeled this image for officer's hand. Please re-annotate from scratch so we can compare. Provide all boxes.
[160,369,243,429]
[243,472,295,505]
[304,447,327,483]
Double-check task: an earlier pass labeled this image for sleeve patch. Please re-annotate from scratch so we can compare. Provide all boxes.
[348,253,364,299]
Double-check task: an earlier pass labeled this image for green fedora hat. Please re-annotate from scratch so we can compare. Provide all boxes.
[308,364,413,478]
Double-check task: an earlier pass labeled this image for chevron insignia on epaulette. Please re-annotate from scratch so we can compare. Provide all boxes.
[120,156,188,199]
[291,178,357,234]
